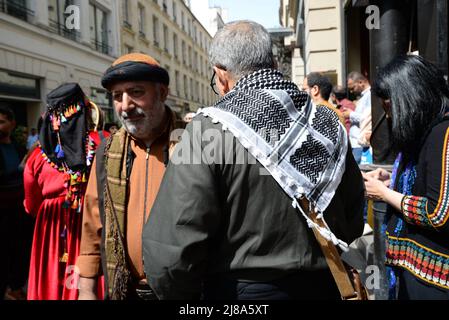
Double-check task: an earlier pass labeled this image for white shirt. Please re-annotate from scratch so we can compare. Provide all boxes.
[349,87,371,148]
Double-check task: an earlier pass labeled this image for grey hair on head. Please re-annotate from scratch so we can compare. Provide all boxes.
[347,71,368,82]
[208,20,275,80]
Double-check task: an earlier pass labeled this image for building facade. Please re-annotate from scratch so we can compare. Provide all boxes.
[280,0,345,86]
[0,0,121,129]
[120,0,215,115]
[190,0,226,37]
[282,0,449,165]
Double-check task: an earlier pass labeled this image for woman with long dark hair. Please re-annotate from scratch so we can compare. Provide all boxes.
[364,55,449,299]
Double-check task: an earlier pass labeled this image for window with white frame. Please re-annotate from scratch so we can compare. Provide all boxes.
[163,24,169,53]
[138,4,146,37]
[188,46,192,67]
[181,11,185,31]
[122,0,131,26]
[173,33,178,59]
[182,41,186,64]
[193,51,198,72]
[153,16,159,46]
[175,70,180,96]
[48,0,74,26]
[48,0,79,40]
[183,74,188,98]
[89,3,109,54]
[195,80,199,102]
[173,1,177,23]
[187,18,191,37]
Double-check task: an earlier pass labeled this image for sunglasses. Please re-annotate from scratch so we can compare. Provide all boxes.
[210,71,219,95]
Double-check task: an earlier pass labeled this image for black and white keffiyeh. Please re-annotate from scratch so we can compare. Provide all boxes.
[198,69,349,250]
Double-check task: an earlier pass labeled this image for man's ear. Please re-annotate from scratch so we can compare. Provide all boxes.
[311,85,320,98]
[214,66,231,95]
[159,84,169,101]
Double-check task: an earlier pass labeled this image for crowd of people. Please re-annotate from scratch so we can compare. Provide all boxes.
[0,20,448,301]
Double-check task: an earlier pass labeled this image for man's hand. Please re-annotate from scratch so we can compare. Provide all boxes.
[78,277,98,300]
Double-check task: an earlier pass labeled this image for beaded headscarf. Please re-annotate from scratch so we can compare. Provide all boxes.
[39,83,96,212]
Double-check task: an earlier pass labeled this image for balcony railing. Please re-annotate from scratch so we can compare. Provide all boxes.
[1,1,115,57]
[0,0,34,22]
[91,39,111,55]
[48,19,80,42]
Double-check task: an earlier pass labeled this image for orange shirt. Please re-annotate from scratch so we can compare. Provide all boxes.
[76,134,168,280]
[319,100,345,125]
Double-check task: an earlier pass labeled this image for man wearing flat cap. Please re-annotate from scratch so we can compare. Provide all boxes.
[76,53,181,300]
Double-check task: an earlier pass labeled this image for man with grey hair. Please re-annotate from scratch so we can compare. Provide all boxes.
[143,20,364,300]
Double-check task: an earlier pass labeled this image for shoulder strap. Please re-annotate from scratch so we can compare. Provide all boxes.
[99,130,105,142]
[299,198,359,300]
[95,139,108,226]
[95,138,110,299]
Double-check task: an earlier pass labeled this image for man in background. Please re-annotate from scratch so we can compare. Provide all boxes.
[343,71,372,164]
[303,72,344,124]
[26,128,38,150]
[331,85,356,134]
[0,107,32,300]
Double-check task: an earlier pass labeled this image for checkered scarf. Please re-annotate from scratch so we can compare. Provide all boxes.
[198,69,349,249]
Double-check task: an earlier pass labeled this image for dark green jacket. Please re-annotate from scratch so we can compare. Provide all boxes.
[143,115,365,299]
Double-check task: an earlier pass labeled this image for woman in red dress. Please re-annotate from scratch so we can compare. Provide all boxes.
[24,83,105,300]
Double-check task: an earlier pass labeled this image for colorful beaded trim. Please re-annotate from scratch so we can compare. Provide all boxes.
[402,196,432,227]
[400,127,449,229]
[39,134,95,211]
[386,234,449,290]
[427,127,449,227]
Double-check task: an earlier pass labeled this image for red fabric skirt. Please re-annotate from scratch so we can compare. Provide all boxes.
[27,197,104,300]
